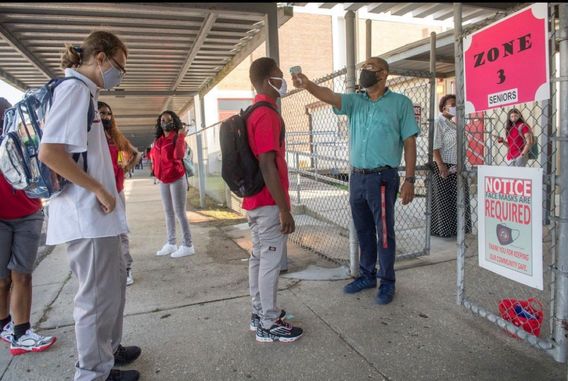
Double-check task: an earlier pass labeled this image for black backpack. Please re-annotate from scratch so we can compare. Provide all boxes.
[220,101,284,198]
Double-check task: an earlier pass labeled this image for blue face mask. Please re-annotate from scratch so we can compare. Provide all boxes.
[99,58,124,89]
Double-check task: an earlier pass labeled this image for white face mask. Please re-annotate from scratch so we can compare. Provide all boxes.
[448,106,457,116]
[268,77,287,97]
[98,58,124,89]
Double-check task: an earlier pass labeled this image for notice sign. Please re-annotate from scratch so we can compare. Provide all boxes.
[413,104,421,125]
[478,165,543,289]
[463,4,549,113]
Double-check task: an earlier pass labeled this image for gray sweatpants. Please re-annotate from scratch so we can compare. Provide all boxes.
[506,155,528,167]
[118,191,133,270]
[247,205,287,329]
[67,236,126,381]
[159,176,192,247]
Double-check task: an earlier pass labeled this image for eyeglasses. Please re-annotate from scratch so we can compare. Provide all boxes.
[109,57,127,77]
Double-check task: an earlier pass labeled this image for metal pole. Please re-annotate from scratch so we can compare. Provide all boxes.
[265,4,287,271]
[453,3,466,306]
[424,31,436,256]
[552,2,568,364]
[196,94,207,208]
[366,19,372,59]
[296,152,301,205]
[345,10,359,277]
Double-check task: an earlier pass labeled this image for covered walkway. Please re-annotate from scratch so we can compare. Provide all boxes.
[0,170,562,380]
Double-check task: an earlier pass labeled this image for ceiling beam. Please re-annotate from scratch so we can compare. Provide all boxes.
[0,24,55,80]
[0,67,28,91]
[99,90,197,97]
[161,12,217,111]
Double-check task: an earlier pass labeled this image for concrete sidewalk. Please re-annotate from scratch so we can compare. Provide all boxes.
[0,172,564,380]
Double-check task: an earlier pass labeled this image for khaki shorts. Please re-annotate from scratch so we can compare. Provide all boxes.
[0,210,44,278]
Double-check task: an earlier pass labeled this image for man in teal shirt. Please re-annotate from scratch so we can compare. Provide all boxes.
[292,57,419,305]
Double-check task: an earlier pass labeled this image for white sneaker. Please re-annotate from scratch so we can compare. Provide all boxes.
[1,321,13,343]
[10,329,56,356]
[126,269,134,286]
[156,243,177,256]
[171,245,195,258]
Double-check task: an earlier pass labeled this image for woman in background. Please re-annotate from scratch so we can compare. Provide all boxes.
[150,110,194,258]
[98,101,141,285]
[495,108,535,167]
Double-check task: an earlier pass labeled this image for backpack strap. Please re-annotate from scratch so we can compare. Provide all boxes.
[47,77,93,172]
[242,101,286,147]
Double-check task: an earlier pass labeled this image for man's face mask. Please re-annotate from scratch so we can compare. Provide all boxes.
[496,223,520,246]
[359,69,382,89]
[268,77,287,97]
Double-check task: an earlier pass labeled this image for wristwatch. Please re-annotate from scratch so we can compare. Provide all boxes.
[404,176,416,184]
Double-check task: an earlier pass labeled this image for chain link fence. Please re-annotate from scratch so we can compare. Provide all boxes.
[281,68,434,265]
[456,3,565,361]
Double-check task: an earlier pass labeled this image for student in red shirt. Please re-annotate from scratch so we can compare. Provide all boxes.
[244,57,302,343]
[150,111,194,258]
[0,98,56,355]
[495,108,535,167]
[98,101,141,286]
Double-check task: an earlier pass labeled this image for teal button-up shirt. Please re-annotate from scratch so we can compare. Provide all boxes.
[333,89,420,169]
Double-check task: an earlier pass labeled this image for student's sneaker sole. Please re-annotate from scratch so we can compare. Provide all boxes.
[10,337,57,356]
[255,331,303,343]
[0,335,12,344]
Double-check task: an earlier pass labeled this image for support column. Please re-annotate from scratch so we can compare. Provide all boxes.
[366,19,372,59]
[265,3,280,64]
[425,32,437,256]
[345,10,359,277]
[196,94,207,208]
[266,3,287,271]
[552,2,568,364]
[453,3,466,306]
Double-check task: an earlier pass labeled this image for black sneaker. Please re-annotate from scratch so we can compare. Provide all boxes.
[255,319,303,343]
[114,345,141,366]
[106,369,140,381]
[249,310,287,332]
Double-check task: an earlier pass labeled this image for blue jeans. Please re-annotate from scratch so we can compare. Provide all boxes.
[349,169,400,285]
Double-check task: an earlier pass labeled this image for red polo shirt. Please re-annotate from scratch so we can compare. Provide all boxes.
[242,94,290,211]
[0,173,42,220]
[506,121,531,160]
[151,132,186,184]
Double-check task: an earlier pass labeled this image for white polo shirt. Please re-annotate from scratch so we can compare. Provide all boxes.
[41,68,128,245]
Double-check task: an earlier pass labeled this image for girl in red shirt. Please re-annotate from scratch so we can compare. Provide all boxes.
[495,108,535,167]
[150,111,194,258]
[98,101,141,285]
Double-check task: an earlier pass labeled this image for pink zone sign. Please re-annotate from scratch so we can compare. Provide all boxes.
[463,4,549,114]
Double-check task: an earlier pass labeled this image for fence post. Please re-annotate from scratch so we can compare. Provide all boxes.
[453,3,466,306]
[345,10,359,277]
[552,2,568,364]
[196,94,207,208]
[296,152,301,205]
[424,31,436,256]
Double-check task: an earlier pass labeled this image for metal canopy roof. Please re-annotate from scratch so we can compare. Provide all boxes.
[291,2,520,25]
[0,2,293,148]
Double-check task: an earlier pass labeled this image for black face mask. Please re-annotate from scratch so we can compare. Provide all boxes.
[161,122,174,132]
[102,119,112,131]
[359,69,380,89]
[496,224,520,246]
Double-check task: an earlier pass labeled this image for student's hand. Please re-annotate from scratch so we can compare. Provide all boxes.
[95,187,116,214]
[492,134,504,143]
[279,210,295,234]
[437,162,449,178]
[291,73,309,89]
[400,182,415,205]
